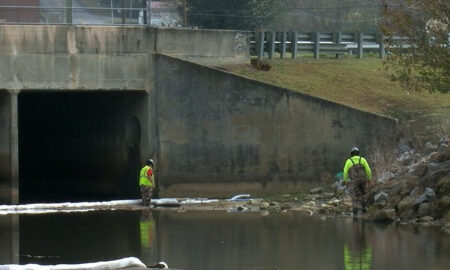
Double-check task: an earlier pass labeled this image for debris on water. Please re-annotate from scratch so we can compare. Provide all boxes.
[229,194,251,201]
[0,257,146,270]
[152,198,181,207]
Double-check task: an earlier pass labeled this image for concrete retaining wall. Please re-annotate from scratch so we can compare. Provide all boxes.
[0,90,11,204]
[155,28,249,65]
[155,54,397,197]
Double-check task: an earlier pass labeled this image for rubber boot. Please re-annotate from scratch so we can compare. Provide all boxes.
[361,201,367,213]
[352,207,358,216]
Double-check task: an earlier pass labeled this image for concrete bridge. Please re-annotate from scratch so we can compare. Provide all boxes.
[0,25,396,204]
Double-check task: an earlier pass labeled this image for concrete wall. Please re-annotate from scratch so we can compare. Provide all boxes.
[0,25,249,91]
[155,28,249,65]
[0,90,11,204]
[0,26,152,91]
[155,54,397,197]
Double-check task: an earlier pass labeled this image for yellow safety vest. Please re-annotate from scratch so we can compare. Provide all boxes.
[139,165,154,187]
[140,219,155,248]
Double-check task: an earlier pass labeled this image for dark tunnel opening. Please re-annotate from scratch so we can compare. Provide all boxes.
[18,91,148,203]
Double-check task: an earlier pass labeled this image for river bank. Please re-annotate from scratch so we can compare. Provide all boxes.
[161,135,450,234]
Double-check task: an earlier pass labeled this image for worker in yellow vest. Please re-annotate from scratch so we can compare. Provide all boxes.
[343,147,372,216]
[139,159,155,206]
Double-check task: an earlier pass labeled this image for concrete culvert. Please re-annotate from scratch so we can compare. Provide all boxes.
[18,91,148,203]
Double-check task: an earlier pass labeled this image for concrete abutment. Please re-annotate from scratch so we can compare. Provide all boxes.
[0,25,397,203]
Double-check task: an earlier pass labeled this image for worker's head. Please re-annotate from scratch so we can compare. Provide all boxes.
[146,158,154,167]
[350,147,360,157]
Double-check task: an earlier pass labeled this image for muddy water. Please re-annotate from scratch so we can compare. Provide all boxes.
[0,210,449,270]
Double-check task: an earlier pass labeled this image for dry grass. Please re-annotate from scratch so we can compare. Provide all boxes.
[223,57,450,120]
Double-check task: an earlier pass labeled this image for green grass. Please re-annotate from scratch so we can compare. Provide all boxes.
[224,57,450,120]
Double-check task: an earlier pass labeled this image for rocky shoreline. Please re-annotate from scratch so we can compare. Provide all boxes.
[172,136,450,233]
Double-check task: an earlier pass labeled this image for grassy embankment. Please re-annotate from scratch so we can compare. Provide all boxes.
[224,56,450,145]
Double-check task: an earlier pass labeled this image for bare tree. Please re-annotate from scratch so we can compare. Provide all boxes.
[381,0,450,93]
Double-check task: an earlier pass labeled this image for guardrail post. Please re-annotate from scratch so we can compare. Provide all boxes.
[141,0,147,24]
[335,32,342,59]
[121,0,126,24]
[268,32,276,59]
[357,32,363,59]
[378,33,385,59]
[256,31,265,60]
[290,31,298,59]
[65,0,73,24]
[314,32,320,59]
[280,32,287,59]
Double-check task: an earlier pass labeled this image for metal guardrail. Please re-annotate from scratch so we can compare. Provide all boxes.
[251,31,449,60]
[249,31,417,60]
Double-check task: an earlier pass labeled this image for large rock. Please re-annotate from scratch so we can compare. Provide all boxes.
[374,192,389,203]
[310,187,323,194]
[419,216,434,222]
[364,209,395,222]
[425,141,438,151]
[397,195,418,219]
[413,188,436,206]
[420,160,450,188]
[436,176,450,196]
[417,202,432,218]
[412,164,428,177]
[373,192,389,208]
[430,148,450,163]
[385,176,419,199]
[436,196,450,219]
[438,144,449,153]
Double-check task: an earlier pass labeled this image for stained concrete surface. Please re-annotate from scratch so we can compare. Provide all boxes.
[154,54,397,197]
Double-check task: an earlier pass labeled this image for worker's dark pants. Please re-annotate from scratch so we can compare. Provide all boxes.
[350,178,367,210]
[140,185,153,206]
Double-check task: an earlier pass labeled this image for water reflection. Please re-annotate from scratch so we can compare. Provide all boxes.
[140,210,155,249]
[343,221,372,270]
[0,211,449,270]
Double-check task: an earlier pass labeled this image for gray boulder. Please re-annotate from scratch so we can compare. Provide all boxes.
[419,216,434,222]
[438,144,449,153]
[413,188,436,206]
[397,196,417,219]
[425,141,438,151]
[364,209,395,222]
[436,196,450,219]
[310,187,323,194]
[374,192,389,203]
[436,176,450,196]
[417,202,432,218]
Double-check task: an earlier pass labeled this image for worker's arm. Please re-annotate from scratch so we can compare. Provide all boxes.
[361,157,372,181]
[342,159,351,182]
